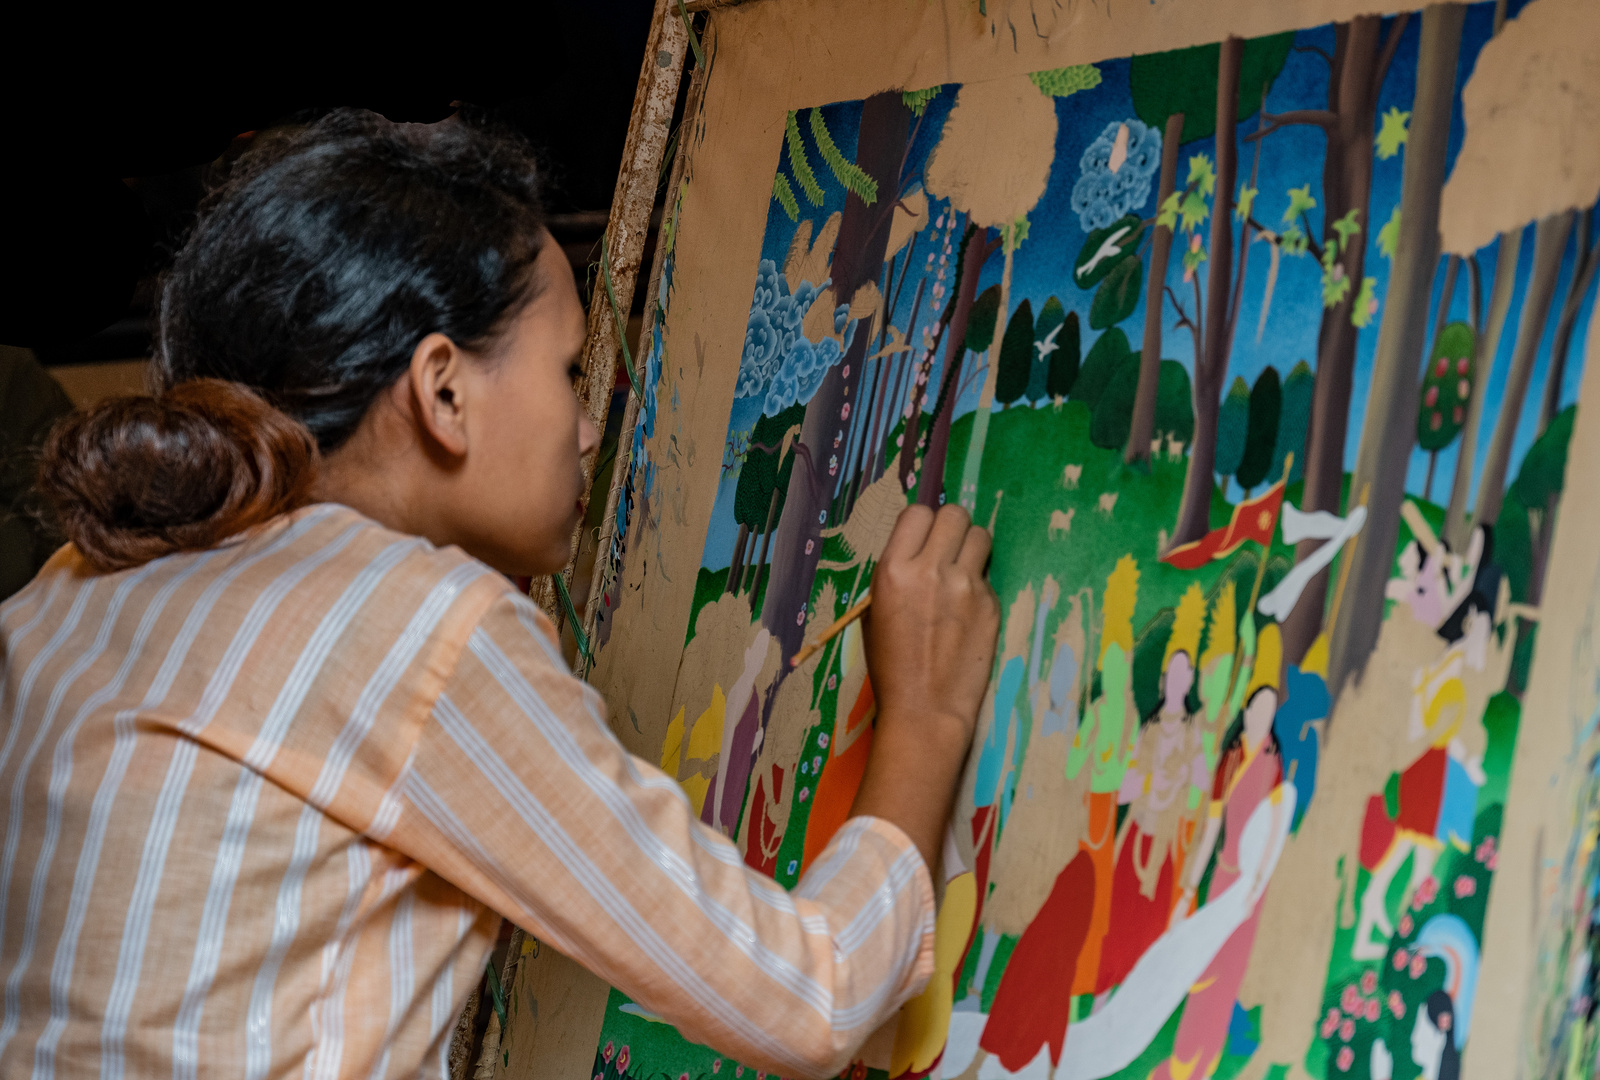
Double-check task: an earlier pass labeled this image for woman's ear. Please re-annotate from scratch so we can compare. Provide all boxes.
[408,332,470,458]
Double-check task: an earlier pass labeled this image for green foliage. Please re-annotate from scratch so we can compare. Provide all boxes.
[784,112,823,205]
[1029,64,1102,97]
[1512,404,1577,509]
[1072,327,1131,411]
[1375,106,1411,160]
[771,173,799,221]
[1272,360,1314,485]
[1499,487,1533,602]
[1215,376,1251,479]
[1188,154,1217,198]
[1047,309,1081,399]
[966,285,1002,353]
[1091,256,1144,330]
[809,108,879,205]
[1003,214,1030,254]
[1331,209,1363,251]
[1156,359,1196,444]
[1237,366,1283,491]
[1377,206,1402,259]
[902,86,941,116]
[1075,215,1144,289]
[1321,247,1352,308]
[733,404,805,529]
[1235,182,1258,223]
[996,299,1036,405]
[1129,32,1295,144]
[1090,352,1142,450]
[1417,322,1476,452]
[1284,185,1317,224]
[1351,276,1379,328]
[1156,191,1182,231]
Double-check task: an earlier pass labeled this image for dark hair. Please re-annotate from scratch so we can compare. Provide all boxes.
[39,380,317,571]
[1423,990,1461,1080]
[39,109,548,569]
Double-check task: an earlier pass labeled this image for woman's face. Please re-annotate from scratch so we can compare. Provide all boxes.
[1243,687,1278,746]
[456,237,599,575]
[1163,651,1194,709]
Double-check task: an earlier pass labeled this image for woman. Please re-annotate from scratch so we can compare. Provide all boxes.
[1152,624,1287,1080]
[0,111,999,1079]
[1094,583,1208,994]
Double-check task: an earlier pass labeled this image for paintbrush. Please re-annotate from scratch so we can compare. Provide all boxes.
[790,590,871,668]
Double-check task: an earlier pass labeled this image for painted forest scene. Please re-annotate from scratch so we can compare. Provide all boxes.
[593,2,1600,1079]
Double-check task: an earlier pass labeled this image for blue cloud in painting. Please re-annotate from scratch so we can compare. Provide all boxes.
[737,257,854,413]
[1070,118,1162,232]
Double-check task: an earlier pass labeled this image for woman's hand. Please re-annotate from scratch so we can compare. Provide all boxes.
[850,504,1000,872]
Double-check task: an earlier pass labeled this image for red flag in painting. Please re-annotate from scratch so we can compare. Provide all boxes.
[1161,480,1287,570]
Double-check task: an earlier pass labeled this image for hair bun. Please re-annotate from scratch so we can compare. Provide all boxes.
[39,379,318,571]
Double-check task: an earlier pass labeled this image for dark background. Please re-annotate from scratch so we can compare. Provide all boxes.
[0,4,665,368]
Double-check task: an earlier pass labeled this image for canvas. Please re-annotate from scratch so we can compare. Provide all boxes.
[503,3,1600,1080]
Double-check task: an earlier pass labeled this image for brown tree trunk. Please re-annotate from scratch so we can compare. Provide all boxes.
[1473,209,1575,530]
[726,523,749,594]
[1538,209,1597,434]
[1444,229,1522,549]
[899,221,975,494]
[1281,16,1383,666]
[916,230,997,507]
[1329,3,1465,700]
[1126,111,1186,466]
[747,486,780,602]
[1172,38,1242,547]
[761,92,910,660]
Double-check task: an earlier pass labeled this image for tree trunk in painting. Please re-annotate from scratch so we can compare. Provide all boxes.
[1538,210,1597,433]
[761,92,910,661]
[1444,229,1522,550]
[1329,3,1464,700]
[1172,37,1242,547]
[899,222,976,495]
[1126,111,1186,467]
[1472,209,1574,531]
[1281,16,1387,665]
[725,523,749,594]
[916,230,996,507]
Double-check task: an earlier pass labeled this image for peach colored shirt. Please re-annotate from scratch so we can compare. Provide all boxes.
[0,505,934,1079]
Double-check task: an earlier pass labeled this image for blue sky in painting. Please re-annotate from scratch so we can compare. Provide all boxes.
[702,0,1595,570]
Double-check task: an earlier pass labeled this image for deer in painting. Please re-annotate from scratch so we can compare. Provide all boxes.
[1097,491,1118,517]
[1061,463,1083,489]
[1166,434,1185,461]
[1048,508,1075,539]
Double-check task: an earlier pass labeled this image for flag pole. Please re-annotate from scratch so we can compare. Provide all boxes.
[1224,452,1293,707]
[1325,482,1371,637]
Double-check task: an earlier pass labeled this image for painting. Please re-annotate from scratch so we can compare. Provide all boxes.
[561,2,1600,1079]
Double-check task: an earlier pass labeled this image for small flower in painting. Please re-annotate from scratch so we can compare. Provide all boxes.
[1336,1045,1354,1072]
[1360,971,1377,995]
[1388,990,1406,1019]
[603,1042,615,1064]
[617,1047,630,1073]
[1339,1018,1354,1042]
[713,1061,722,1074]
[1393,949,1408,971]
[1409,954,1427,979]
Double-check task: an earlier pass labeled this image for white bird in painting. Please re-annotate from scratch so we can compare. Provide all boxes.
[1035,319,1064,360]
[1076,224,1132,280]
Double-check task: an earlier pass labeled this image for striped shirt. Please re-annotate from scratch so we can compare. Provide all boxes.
[0,505,935,1079]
